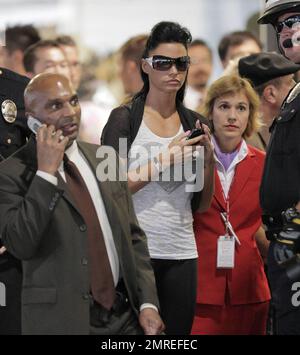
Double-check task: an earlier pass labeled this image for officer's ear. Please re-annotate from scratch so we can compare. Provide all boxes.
[262,85,277,104]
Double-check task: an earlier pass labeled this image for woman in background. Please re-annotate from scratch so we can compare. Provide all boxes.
[192,75,270,335]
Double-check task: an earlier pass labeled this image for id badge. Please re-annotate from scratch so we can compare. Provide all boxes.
[217,236,235,269]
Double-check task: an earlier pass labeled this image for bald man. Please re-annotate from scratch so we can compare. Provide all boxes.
[0,73,163,335]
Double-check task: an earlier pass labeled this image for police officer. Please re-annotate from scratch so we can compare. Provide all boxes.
[0,67,30,334]
[258,0,300,335]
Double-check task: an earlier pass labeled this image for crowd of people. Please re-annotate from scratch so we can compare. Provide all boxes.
[1,0,300,335]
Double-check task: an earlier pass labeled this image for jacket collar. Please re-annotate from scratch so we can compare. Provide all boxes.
[214,144,257,209]
[130,95,205,133]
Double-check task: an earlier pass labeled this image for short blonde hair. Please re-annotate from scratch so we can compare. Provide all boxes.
[201,74,261,138]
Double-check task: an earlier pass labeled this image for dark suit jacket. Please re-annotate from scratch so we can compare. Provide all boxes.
[0,138,159,334]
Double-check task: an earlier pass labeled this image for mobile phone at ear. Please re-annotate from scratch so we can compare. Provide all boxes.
[27,115,43,135]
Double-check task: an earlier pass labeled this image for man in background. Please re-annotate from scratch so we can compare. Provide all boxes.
[56,35,82,91]
[0,25,40,76]
[218,30,262,69]
[239,52,299,150]
[185,39,213,111]
[23,39,71,80]
[56,35,112,144]
[118,34,148,99]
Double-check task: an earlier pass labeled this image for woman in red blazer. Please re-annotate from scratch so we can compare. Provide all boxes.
[192,75,271,335]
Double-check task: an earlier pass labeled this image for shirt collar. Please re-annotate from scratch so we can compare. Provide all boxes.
[212,136,248,171]
[58,140,78,172]
[65,140,78,160]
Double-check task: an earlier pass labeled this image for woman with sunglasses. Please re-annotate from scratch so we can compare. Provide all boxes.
[102,21,214,335]
[191,75,270,335]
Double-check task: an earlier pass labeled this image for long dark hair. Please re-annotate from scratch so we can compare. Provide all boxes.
[136,21,192,104]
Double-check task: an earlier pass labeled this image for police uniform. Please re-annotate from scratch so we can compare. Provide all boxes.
[0,67,30,335]
[260,83,300,335]
[0,68,30,158]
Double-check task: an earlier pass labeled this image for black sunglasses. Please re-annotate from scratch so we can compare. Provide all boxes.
[274,15,300,33]
[144,55,190,71]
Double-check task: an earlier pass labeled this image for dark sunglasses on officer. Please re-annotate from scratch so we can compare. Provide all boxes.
[275,14,300,33]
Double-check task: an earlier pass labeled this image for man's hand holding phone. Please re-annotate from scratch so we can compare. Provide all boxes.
[36,124,69,176]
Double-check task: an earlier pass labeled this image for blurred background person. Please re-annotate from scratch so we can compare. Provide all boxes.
[192,75,270,335]
[93,53,121,110]
[102,21,215,335]
[185,39,213,111]
[0,25,41,76]
[56,35,112,144]
[56,35,82,90]
[118,34,148,101]
[239,52,299,151]
[218,31,262,69]
[23,39,71,80]
[0,0,265,88]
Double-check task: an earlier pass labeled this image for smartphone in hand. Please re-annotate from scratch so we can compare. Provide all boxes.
[186,127,204,140]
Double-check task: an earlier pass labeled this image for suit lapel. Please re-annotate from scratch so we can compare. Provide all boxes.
[56,172,80,214]
[228,150,256,205]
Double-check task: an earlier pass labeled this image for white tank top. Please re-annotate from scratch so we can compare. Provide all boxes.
[128,120,197,260]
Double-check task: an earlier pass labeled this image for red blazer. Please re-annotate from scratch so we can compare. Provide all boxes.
[193,145,271,306]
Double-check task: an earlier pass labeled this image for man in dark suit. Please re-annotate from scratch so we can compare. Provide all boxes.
[0,67,30,335]
[0,73,164,335]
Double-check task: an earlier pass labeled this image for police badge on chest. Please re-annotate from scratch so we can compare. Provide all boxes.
[1,99,17,123]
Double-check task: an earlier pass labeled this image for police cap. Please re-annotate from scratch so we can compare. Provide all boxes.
[238,52,300,87]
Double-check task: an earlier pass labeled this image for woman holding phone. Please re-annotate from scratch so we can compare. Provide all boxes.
[102,21,214,334]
